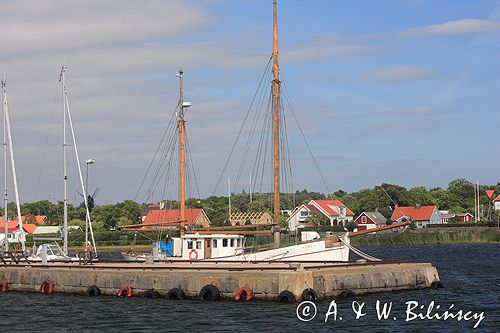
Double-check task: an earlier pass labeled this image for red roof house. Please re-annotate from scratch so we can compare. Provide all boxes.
[20,215,47,225]
[287,199,354,230]
[390,204,440,228]
[0,220,37,234]
[142,208,210,227]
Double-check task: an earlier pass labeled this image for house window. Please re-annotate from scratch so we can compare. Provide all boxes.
[230,239,235,247]
[361,216,367,224]
[213,239,218,248]
[223,239,228,247]
[187,241,193,249]
[300,211,309,217]
[196,241,202,249]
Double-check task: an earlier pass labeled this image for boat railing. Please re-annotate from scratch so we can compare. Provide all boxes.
[0,251,31,266]
[77,251,96,265]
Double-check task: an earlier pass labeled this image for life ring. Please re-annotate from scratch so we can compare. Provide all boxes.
[277,290,295,303]
[143,289,161,298]
[0,280,8,293]
[199,284,220,301]
[86,285,101,296]
[83,241,94,253]
[40,280,54,294]
[301,288,318,301]
[234,287,253,301]
[118,286,132,298]
[188,249,198,260]
[166,288,186,300]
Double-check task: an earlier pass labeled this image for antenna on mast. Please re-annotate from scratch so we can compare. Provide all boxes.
[177,69,191,235]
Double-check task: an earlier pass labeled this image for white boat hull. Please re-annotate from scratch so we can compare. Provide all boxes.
[212,239,349,262]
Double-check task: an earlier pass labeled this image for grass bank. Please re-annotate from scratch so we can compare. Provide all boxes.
[351,229,500,246]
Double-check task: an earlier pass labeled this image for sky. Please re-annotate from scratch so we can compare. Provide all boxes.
[0,0,499,205]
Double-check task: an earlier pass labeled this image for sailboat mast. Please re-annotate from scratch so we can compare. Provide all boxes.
[272,0,281,247]
[2,79,8,251]
[3,80,25,251]
[62,67,98,256]
[60,66,69,255]
[177,70,186,235]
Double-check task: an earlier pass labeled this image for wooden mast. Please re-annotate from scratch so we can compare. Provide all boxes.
[272,0,281,247]
[177,69,186,235]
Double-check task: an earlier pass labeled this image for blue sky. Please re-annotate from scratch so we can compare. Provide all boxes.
[0,0,499,204]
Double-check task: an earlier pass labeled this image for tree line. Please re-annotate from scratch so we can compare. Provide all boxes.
[1,178,498,230]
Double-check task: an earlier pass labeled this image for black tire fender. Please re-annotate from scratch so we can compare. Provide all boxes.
[199,285,220,301]
[277,290,295,303]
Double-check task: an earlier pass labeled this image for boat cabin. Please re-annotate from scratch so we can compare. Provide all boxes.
[173,234,246,260]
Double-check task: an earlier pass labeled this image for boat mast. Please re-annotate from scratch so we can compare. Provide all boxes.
[272,0,281,247]
[60,66,97,255]
[177,69,186,235]
[60,66,69,255]
[2,78,8,252]
[2,79,25,251]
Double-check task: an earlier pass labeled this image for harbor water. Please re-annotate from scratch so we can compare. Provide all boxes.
[1,243,498,332]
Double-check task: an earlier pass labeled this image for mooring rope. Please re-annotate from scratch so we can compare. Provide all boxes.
[340,238,381,261]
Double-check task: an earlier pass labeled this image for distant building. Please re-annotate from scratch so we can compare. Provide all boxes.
[19,215,47,225]
[287,199,354,231]
[354,211,387,231]
[390,204,440,228]
[142,208,210,227]
[494,194,500,211]
[439,210,474,223]
[229,212,272,226]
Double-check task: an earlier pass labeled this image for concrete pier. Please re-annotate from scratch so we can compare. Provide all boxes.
[0,260,440,301]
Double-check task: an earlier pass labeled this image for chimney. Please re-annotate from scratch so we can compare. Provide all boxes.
[415,203,421,209]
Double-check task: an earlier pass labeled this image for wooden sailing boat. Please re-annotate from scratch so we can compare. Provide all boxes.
[159,1,346,262]
[144,0,408,262]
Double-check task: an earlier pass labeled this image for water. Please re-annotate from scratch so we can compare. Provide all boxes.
[1,244,498,332]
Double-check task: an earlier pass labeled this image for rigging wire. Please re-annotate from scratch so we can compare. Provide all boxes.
[134,107,177,202]
[185,128,201,199]
[34,81,61,199]
[281,79,331,194]
[212,55,273,196]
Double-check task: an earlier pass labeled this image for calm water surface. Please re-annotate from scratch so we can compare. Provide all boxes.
[1,244,499,332]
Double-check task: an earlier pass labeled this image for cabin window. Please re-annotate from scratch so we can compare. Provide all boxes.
[223,239,228,247]
[236,239,241,247]
[213,239,218,248]
[187,241,193,249]
[196,241,202,249]
[361,216,367,223]
[230,239,235,247]
[207,240,211,248]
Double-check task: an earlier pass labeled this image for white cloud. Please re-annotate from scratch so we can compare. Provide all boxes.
[398,19,500,38]
[365,66,435,83]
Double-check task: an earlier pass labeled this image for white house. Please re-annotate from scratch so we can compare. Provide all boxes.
[494,194,500,211]
[287,199,354,231]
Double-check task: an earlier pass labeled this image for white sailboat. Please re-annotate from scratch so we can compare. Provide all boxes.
[1,77,26,253]
[29,66,97,262]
